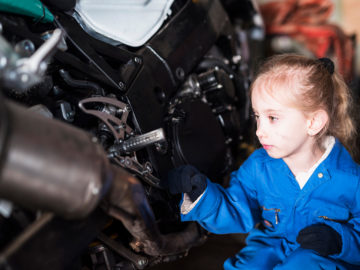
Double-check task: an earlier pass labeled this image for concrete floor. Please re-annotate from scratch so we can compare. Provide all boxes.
[149,233,247,270]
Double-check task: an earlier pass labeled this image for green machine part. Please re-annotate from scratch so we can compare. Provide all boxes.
[0,0,54,23]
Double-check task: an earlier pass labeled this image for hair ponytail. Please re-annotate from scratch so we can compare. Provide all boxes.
[328,73,358,157]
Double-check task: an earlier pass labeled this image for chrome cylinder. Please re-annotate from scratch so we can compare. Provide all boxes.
[0,99,112,218]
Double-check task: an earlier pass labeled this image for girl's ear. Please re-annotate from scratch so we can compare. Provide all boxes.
[307,110,329,136]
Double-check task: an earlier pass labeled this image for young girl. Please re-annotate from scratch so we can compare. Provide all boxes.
[168,54,360,269]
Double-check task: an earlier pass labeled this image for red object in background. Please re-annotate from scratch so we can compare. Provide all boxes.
[260,0,355,82]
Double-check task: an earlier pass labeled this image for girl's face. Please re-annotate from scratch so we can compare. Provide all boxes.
[251,85,315,163]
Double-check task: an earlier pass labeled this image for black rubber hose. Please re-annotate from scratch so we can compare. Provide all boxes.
[59,69,105,96]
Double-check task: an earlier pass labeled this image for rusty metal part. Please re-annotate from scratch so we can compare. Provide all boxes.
[97,233,148,269]
[0,98,112,219]
[104,166,207,257]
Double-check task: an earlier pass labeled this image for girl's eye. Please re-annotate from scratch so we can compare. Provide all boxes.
[269,116,278,122]
[253,114,259,120]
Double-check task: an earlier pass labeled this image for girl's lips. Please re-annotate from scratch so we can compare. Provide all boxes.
[262,144,272,150]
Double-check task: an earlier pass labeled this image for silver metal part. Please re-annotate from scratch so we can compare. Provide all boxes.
[60,101,75,122]
[17,29,63,76]
[79,96,162,187]
[112,155,161,187]
[120,128,165,153]
[78,96,133,142]
[41,30,68,52]
[14,40,35,57]
[0,28,64,90]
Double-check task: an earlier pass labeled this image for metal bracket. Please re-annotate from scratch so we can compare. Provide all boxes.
[78,96,133,142]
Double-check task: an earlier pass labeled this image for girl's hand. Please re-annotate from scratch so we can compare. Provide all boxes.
[166,165,207,202]
[296,224,342,256]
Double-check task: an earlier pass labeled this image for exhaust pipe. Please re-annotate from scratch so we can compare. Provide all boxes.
[0,98,112,219]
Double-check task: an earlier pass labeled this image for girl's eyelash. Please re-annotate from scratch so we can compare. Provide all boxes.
[269,116,278,121]
[251,113,278,121]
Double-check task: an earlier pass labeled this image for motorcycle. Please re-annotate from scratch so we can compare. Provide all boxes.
[0,0,264,269]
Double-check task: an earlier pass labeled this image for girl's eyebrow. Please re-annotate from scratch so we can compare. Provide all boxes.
[265,109,282,114]
[252,108,283,114]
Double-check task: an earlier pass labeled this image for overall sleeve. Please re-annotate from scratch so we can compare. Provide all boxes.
[180,155,261,234]
[329,179,360,265]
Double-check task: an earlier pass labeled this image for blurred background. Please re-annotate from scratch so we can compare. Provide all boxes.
[257,0,359,92]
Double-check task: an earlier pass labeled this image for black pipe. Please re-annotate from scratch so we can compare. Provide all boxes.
[59,69,105,96]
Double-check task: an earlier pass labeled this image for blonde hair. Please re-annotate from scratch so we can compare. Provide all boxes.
[250,54,357,155]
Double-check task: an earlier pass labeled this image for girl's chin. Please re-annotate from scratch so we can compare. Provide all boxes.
[264,148,283,159]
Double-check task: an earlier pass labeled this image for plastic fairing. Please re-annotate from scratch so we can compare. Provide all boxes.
[74,0,175,47]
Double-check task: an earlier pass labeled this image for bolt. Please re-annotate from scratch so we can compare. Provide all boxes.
[0,56,7,68]
[125,159,131,166]
[39,62,47,72]
[20,73,29,83]
[145,162,152,173]
[232,55,242,64]
[175,67,185,80]
[92,137,98,143]
[137,258,148,267]
[118,81,126,90]
[134,57,142,64]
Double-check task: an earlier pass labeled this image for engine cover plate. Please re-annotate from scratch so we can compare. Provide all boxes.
[170,99,227,180]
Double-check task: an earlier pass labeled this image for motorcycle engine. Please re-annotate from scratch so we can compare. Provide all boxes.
[0,0,261,268]
[167,67,244,180]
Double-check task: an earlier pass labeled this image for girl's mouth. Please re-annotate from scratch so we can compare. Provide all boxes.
[262,144,272,150]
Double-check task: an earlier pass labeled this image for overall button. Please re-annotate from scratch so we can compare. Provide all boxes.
[318,172,323,178]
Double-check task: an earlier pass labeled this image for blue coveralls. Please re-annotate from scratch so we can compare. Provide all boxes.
[181,139,360,269]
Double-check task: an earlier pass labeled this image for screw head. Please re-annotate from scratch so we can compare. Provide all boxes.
[134,57,142,64]
[118,82,126,90]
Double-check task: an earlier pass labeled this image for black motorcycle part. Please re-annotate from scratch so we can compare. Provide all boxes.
[53,13,142,92]
[170,99,227,179]
[40,0,76,11]
[105,166,207,257]
[4,209,109,270]
[59,69,105,96]
[127,0,238,179]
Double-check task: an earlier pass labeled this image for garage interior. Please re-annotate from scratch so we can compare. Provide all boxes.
[0,0,360,269]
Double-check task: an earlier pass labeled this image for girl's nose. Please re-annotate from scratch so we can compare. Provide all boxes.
[256,120,266,138]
